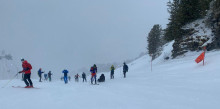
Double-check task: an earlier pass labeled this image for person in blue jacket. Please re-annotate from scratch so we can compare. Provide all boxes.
[38,68,44,82]
[62,69,69,84]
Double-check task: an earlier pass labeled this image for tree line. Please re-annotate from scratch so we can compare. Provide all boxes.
[147,0,213,59]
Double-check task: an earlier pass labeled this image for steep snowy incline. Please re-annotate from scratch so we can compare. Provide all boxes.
[1,50,220,109]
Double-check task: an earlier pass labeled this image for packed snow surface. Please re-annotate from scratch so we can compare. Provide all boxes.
[1,49,220,109]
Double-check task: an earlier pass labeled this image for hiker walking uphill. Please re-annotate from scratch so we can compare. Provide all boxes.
[48,71,52,82]
[90,64,97,84]
[82,72,87,82]
[38,68,44,82]
[110,65,115,79]
[18,58,33,88]
[62,69,69,84]
[123,62,128,78]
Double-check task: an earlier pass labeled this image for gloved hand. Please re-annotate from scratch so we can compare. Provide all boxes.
[18,71,22,73]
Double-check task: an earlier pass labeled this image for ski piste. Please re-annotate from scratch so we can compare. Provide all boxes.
[12,86,40,89]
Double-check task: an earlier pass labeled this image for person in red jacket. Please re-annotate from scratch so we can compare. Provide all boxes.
[90,64,97,84]
[19,58,33,88]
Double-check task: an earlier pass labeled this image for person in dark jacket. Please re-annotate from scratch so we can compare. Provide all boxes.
[82,72,87,82]
[38,68,44,82]
[98,74,105,82]
[62,69,69,84]
[123,62,128,78]
[48,71,52,82]
[110,65,115,79]
[90,64,97,84]
[18,59,33,88]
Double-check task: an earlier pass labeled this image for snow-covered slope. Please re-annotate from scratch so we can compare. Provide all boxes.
[1,44,220,109]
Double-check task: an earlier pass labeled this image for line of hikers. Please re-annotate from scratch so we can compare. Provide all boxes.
[17,58,129,87]
[61,63,129,84]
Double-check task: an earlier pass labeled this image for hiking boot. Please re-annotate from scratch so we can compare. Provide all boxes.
[24,86,29,88]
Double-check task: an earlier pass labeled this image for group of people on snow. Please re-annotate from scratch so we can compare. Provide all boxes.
[18,58,129,88]
[108,62,129,79]
[60,72,87,83]
[60,63,129,84]
[38,68,52,82]
[73,72,87,82]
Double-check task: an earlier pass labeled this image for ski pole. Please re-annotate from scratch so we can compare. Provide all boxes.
[1,73,19,88]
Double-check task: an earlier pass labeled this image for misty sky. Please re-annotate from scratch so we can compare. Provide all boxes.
[0,0,169,74]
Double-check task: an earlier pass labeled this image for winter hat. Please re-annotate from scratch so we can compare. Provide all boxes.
[21,58,25,62]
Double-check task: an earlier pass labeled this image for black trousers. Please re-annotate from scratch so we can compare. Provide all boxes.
[110,73,114,79]
[24,73,33,86]
[83,77,87,82]
[91,75,97,84]
[39,75,42,82]
[123,72,126,78]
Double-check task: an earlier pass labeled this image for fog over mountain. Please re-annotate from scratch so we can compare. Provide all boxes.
[0,0,169,74]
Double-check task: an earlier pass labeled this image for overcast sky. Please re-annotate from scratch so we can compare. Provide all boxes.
[0,0,169,74]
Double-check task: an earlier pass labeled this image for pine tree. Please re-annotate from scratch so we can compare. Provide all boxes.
[210,0,220,49]
[178,0,200,25]
[164,0,182,41]
[147,24,162,59]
